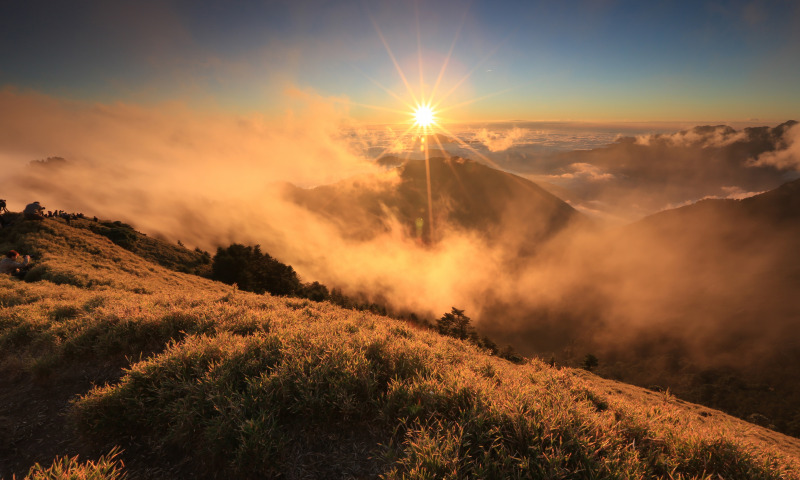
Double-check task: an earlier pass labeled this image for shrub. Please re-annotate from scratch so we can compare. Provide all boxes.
[436,307,478,342]
[582,354,599,371]
[97,222,138,250]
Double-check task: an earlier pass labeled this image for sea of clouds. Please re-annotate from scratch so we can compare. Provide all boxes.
[2,88,798,369]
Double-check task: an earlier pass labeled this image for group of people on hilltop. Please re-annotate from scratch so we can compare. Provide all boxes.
[0,199,100,279]
[23,201,46,220]
[45,209,94,225]
[2,200,95,224]
[1,199,38,279]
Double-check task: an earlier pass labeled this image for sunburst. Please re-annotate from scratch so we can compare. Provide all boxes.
[351,7,515,242]
[413,103,436,129]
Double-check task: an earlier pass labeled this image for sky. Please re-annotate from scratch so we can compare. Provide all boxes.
[2,0,799,124]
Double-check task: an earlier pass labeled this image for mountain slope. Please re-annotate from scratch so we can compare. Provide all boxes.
[284,156,584,249]
[1,217,799,478]
[586,179,800,436]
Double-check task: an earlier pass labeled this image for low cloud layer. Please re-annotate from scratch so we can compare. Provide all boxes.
[0,87,376,219]
[472,127,529,152]
[524,122,800,223]
[361,121,800,224]
[634,124,747,148]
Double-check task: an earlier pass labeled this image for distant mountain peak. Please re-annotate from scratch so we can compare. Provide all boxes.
[286,155,583,248]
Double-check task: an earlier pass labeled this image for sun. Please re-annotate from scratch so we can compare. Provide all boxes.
[413,103,436,129]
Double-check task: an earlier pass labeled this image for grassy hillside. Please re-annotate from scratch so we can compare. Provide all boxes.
[76,218,212,276]
[1,218,800,478]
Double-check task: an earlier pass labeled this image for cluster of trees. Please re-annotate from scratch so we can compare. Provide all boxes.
[210,243,329,300]
[211,244,301,296]
[209,244,411,313]
[582,354,599,371]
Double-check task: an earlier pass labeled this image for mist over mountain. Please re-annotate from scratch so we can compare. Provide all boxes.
[358,121,800,224]
[277,158,800,434]
[284,156,583,249]
[4,0,800,472]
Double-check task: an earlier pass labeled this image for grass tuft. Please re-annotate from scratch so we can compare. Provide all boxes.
[22,447,126,480]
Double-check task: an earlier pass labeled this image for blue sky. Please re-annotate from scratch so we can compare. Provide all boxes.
[1,0,799,122]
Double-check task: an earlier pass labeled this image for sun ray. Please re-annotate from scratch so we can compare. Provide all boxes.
[351,66,416,111]
[433,31,515,110]
[432,122,547,195]
[432,123,507,171]
[332,97,413,116]
[351,6,524,245]
[430,132,473,205]
[369,14,420,106]
[366,123,419,164]
[423,128,434,241]
[429,8,469,104]
[416,1,425,104]
[435,87,514,115]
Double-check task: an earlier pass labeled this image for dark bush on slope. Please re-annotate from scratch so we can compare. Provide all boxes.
[211,243,301,296]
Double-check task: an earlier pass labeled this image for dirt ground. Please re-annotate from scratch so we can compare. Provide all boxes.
[0,358,182,480]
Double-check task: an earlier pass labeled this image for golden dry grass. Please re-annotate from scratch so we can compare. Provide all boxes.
[2,218,799,479]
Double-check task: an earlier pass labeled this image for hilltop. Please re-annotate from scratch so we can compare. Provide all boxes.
[1,217,800,478]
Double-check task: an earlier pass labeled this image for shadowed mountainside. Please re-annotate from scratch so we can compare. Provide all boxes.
[504,178,800,437]
[599,179,800,433]
[284,156,584,249]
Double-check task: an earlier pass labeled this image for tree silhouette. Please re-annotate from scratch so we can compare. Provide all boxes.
[581,354,599,371]
[437,307,478,342]
[300,281,330,302]
[211,243,300,296]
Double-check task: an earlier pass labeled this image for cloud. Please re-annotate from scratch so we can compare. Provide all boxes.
[718,185,765,200]
[0,87,390,253]
[634,124,747,148]
[750,122,800,170]
[0,88,508,320]
[0,86,372,189]
[540,162,614,182]
[527,122,797,223]
[472,127,528,152]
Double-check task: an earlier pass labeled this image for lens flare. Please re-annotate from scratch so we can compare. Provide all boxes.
[359,11,512,243]
[413,104,436,128]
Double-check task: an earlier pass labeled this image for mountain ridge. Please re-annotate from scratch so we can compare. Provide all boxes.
[284,156,585,250]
